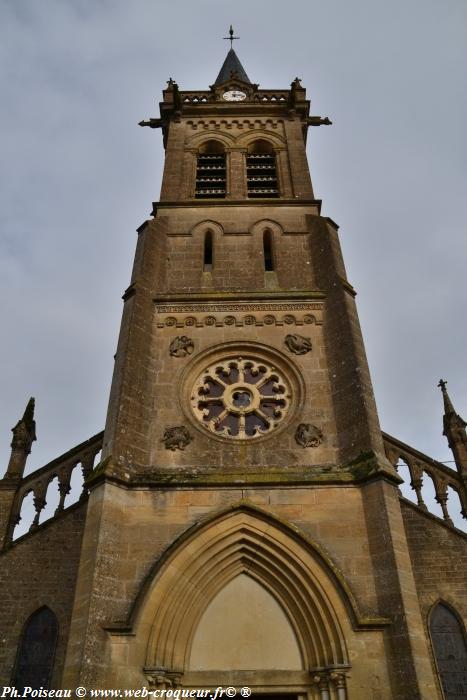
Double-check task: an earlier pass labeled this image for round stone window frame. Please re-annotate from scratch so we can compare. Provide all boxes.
[179,341,305,443]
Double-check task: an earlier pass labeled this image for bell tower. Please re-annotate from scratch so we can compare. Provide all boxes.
[62,39,442,699]
[100,42,391,481]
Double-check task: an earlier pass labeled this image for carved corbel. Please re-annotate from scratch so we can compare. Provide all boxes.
[144,669,183,690]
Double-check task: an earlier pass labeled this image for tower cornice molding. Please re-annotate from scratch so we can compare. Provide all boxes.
[153,199,322,214]
[153,290,326,303]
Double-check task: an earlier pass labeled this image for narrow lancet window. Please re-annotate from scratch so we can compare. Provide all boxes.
[263,230,274,271]
[430,602,467,698]
[195,140,226,199]
[13,607,58,691]
[247,140,278,198]
[204,230,213,271]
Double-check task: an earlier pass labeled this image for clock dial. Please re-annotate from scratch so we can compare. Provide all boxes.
[222,90,247,102]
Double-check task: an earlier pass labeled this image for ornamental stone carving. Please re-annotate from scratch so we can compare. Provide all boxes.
[169,335,194,357]
[284,333,312,355]
[162,426,192,451]
[144,669,183,690]
[295,423,323,448]
[191,355,291,439]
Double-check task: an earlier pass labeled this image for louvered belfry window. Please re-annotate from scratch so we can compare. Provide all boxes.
[195,140,226,199]
[247,140,278,198]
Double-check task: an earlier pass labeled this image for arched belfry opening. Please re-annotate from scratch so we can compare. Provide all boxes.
[429,602,467,698]
[124,508,353,697]
[246,140,278,198]
[195,140,226,199]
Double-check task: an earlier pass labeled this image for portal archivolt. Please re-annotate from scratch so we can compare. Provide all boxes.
[132,506,351,675]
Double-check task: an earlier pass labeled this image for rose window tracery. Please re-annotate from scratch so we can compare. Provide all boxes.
[190,356,291,439]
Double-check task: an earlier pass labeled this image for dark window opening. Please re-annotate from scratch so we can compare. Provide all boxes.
[263,230,274,271]
[13,607,58,691]
[195,140,226,199]
[247,140,278,199]
[430,602,467,699]
[204,230,213,271]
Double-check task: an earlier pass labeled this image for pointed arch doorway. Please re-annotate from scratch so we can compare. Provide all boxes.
[123,507,353,699]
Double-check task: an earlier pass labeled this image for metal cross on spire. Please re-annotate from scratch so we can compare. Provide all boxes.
[223,25,239,49]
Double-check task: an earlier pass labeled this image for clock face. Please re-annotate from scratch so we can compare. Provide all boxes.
[222,90,247,102]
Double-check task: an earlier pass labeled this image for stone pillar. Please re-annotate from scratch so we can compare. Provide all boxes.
[182,149,197,199]
[435,479,453,526]
[274,147,292,197]
[313,673,330,700]
[330,671,348,700]
[283,116,314,199]
[410,462,427,511]
[0,398,36,548]
[362,478,439,698]
[227,148,247,199]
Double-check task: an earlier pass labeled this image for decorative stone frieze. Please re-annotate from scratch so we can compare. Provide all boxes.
[155,301,323,329]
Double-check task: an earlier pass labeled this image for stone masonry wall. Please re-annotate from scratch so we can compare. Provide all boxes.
[63,481,386,690]
[0,503,87,688]
[401,499,467,623]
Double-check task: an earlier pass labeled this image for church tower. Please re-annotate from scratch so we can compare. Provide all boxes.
[2,37,466,700]
[61,41,442,698]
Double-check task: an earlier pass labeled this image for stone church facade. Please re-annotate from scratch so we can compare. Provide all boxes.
[1,48,466,699]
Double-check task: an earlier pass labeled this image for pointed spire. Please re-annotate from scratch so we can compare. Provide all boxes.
[3,398,37,480]
[438,379,467,481]
[11,397,37,452]
[439,379,465,428]
[214,48,251,86]
[22,397,36,434]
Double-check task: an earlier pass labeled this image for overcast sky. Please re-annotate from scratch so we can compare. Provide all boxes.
[1,0,466,489]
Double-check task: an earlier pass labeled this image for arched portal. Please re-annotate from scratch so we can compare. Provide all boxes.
[124,506,356,698]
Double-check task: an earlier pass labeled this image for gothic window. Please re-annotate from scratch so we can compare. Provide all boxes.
[195,140,226,199]
[263,230,274,271]
[190,355,291,439]
[13,607,58,690]
[246,140,278,198]
[203,230,213,271]
[430,602,467,699]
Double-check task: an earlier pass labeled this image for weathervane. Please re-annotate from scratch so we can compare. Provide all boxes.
[223,25,239,49]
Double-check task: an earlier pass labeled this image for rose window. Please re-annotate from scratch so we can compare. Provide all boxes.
[190,356,291,439]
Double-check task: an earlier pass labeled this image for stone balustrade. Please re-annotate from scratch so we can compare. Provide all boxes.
[179,90,289,104]
[3,431,103,545]
[383,432,467,530]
